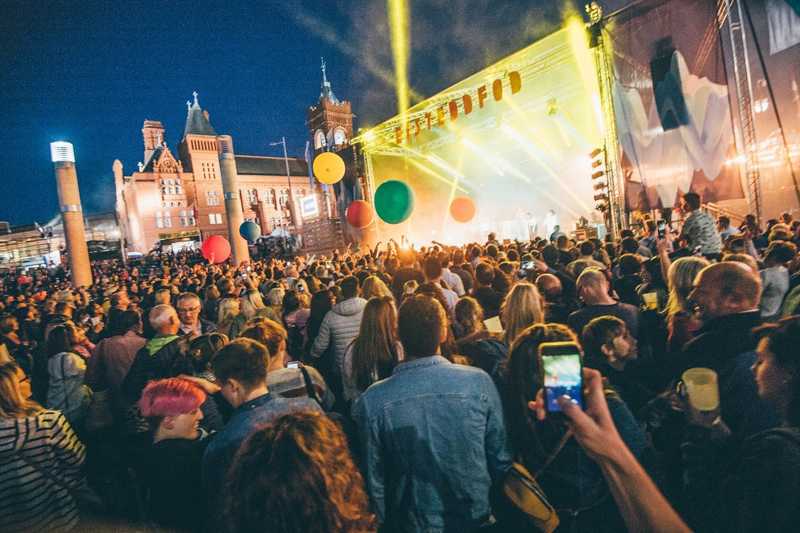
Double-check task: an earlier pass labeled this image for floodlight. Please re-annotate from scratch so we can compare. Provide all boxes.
[50,141,75,163]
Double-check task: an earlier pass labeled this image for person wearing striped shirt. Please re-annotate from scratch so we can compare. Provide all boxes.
[0,361,86,532]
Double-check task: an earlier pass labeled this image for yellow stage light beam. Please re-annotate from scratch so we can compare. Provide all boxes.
[551,113,592,151]
[479,146,582,218]
[396,144,467,182]
[363,129,377,144]
[441,143,467,229]
[501,124,592,213]
[501,97,562,156]
[461,138,507,176]
[567,15,604,135]
[405,158,469,194]
[282,5,423,103]
[388,0,411,137]
[426,154,466,181]
[462,132,581,217]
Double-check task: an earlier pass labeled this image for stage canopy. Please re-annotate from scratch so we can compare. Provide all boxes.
[353,20,604,246]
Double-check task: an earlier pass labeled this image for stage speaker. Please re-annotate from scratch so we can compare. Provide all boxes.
[650,42,689,131]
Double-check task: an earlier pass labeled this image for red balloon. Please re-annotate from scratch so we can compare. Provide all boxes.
[346,200,374,229]
[450,196,476,223]
[201,235,231,264]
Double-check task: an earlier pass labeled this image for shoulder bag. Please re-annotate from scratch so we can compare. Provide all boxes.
[501,430,572,533]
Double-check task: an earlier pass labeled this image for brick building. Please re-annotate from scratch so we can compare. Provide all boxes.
[116,63,354,254]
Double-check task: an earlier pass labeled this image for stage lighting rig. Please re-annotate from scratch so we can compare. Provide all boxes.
[590,147,609,213]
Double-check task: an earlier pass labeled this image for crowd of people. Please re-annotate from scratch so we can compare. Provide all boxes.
[1,191,800,532]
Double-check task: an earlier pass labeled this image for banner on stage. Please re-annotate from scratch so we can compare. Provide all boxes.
[608,0,745,211]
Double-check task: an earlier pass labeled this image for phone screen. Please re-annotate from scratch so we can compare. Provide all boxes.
[540,344,583,412]
[287,361,300,369]
[657,220,666,239]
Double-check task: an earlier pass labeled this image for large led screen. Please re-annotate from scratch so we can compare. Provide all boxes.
[355,21,603,245]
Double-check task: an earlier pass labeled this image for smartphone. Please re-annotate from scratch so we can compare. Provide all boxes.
[657,220,666,239]
[287,361,300,369]
[517,260,537,279]
[539,342,584,412]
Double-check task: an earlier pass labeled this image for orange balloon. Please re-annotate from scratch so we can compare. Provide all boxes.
[346,200,374,229]
[450,196,476,223]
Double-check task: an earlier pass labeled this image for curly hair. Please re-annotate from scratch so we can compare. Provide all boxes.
[223,411,375,533]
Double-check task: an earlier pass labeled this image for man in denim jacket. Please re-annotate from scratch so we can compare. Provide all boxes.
[353,294,512,532]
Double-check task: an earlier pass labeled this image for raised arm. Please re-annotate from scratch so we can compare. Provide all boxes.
[531,368,690,533]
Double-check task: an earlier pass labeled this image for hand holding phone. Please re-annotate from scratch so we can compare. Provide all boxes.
[539,342,584,412]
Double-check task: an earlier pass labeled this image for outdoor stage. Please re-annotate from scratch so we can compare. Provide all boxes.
[353,20,604,246]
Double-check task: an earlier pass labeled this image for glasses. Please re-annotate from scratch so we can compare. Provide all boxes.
[177,306,201,313]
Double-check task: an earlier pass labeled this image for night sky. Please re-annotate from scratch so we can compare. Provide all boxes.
[1,0,622,224]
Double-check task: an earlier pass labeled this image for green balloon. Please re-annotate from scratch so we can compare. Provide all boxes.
[374,180,414,224]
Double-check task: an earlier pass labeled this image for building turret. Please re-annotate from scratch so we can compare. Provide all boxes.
[142,120,165,162]
[184,91,216,137]
[308,58,354,152]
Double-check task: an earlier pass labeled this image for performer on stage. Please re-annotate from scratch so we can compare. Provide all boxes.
[544,209,558,239]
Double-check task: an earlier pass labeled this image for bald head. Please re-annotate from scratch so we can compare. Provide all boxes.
[577,268,607,290]
[536,273,562,301]
[690,262,762,320]
[576,268,611,305]
[149,304,180,336]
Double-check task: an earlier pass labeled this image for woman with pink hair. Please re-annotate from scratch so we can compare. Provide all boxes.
[137,378,212,531]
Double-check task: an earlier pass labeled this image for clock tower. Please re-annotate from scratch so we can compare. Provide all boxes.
[307,58,354,153]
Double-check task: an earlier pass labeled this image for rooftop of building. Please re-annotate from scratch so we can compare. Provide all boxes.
[235,155,309,177]
[183,92,216,137]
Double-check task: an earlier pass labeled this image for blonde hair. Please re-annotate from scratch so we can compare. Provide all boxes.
[240,290,267,319]
[501,282,544,346]
[0,362,41,419]
[240,319,288,362]
[266,287,285,307]
[361,276,393,300]
[218,298,241,324]
[667,256,709,316]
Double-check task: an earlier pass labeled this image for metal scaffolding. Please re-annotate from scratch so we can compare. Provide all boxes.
[723,0,763,221]
[588,3,626,237]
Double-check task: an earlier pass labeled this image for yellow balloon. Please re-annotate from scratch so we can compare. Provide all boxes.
[313,152,346,185]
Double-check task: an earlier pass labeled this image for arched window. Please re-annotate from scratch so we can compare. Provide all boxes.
[333,127,347,145]
[314,130,326,150]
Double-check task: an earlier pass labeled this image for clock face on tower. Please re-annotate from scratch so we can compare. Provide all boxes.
[333,128,347,146]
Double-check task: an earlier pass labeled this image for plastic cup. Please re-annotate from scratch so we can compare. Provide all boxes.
[682,367,720,411]
[642,292,658,310]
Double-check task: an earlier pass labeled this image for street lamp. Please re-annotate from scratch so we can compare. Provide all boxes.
[270,137,300,231]
[270,137,302,254]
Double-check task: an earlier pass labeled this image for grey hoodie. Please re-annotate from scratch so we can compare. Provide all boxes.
[310,297,367,377]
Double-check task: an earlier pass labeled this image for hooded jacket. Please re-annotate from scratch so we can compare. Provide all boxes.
[310,297,367,377]
[122,334,184,404]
